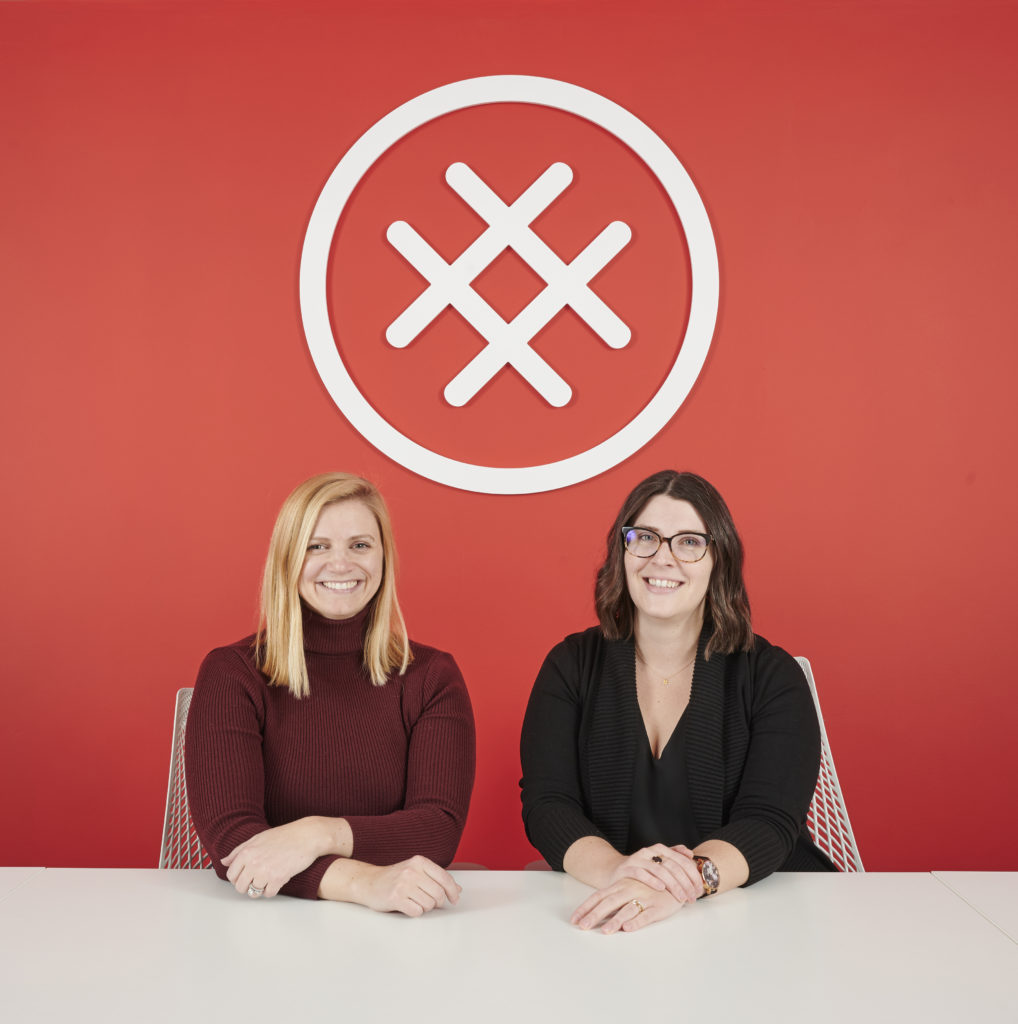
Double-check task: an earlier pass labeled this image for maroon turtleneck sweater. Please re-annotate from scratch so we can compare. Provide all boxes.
[184,606,476,899]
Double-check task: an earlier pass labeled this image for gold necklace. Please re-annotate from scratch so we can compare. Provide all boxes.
[636,652,695,686]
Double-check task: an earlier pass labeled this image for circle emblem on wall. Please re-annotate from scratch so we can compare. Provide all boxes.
[300,75,718,495]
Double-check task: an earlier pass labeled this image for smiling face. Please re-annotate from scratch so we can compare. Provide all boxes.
[625,495,714,630]
[298,499,384,620]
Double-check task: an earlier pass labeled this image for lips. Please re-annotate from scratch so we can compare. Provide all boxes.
[318,580,360,592]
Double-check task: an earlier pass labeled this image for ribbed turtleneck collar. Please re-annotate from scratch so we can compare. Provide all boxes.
[301,602,370,655]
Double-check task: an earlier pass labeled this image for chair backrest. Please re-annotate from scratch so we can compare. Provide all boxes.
[796,657,864,872]
[158,687,212,869]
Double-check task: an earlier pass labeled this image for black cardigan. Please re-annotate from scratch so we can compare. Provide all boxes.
[519,625,834,884]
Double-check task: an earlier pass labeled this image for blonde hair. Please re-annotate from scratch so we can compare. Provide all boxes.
[255,473,411,696]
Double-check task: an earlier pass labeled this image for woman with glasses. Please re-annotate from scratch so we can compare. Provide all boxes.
[520,470,833,933]
[185,472,475,913]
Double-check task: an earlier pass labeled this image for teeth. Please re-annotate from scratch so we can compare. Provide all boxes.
[646,578,680,589]
[320,580,358,591]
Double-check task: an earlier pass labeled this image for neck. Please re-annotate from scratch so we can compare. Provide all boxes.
[301,602,370,655]
[633,610,702,668]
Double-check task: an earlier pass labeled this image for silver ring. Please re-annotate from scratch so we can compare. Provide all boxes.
[630,899,645,915]
[247,884,265,898]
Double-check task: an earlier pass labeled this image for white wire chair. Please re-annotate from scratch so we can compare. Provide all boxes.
[796,656,864,872]
[158,687,212,869]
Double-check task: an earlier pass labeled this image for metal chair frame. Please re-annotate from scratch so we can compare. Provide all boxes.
[796,656,864,872]
[158,687,212,869]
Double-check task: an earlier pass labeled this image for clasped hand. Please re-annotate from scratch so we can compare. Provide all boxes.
[222,818,327,898]
[348,855,462,917]
[572,844,703,933]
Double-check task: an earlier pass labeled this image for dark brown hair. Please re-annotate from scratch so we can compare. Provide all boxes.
[594,470,753,658]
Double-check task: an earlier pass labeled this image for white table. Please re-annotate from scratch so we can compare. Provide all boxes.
[0,866,44,901]
[1,870,1016,1023]
[934,871,1018,943]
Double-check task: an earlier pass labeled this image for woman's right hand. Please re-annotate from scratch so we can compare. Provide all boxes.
[343,855,462,916]
[603,844,703,905]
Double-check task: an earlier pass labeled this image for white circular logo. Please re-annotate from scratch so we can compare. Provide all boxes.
[300,75,718,495]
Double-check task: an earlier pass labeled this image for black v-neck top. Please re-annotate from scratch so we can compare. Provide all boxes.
[520,624,837,883]
[628,710,701,852]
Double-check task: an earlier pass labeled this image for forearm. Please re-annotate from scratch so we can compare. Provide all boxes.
[345,805,465,866]
[316,857,377,903]
[271,817,352,900]
[308,815,353,858]
[562,835,626,888]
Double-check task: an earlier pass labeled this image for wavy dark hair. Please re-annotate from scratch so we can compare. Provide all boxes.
[595,470,753,658]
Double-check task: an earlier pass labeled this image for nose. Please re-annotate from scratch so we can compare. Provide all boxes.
[325,548,353,571]
[651,538,678,566]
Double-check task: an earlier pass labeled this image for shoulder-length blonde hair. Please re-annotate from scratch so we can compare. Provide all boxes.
[255,473,411,697]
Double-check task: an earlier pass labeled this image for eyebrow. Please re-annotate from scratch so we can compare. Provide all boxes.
[631,523,702,534]
[308,533,378,542]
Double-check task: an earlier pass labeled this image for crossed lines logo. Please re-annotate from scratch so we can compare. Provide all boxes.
[386,161,631,409]
[299,76,719,494]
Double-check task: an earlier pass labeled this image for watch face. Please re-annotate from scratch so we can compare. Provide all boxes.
[699,857,720,890]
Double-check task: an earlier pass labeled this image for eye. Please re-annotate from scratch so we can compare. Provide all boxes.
[352,540,373,551]
[636,530,658,543]
[307,542,327,552]
[677,534,706,549]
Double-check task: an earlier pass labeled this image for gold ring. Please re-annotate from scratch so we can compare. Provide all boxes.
[630,899,645,914]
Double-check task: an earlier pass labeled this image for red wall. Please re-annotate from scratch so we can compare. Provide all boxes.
[3,0,1016,871]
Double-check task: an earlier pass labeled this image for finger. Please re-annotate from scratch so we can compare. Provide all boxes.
[571,889,608,924]
[632,868,667,891]
[414,875,451,909]
[420,861,462,904]
[400,897,425,918]
[648,847,700,902]
[651,863,697,904]
[621,902,670,932]
[574,892,627,931]
[669,853,705,901]
[602,898,649,935]
[639,862,690,901]
[221,850,236,867]
[407,882,439,913]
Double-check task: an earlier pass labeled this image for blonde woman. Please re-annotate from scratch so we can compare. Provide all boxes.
[185,473,475,913]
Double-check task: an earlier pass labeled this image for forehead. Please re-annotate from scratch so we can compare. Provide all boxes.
[311,498,379,537]
[634,495,707,534]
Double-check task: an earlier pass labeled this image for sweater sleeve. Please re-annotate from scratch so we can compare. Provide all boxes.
[343,649,476,867]
[705,646,822,885]
[184,647,340,900]
[519,636,608,870]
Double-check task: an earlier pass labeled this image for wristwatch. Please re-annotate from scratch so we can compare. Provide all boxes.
[692,855,720,896]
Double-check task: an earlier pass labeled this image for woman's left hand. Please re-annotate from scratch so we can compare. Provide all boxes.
[570,877,686,934]
[222,818,330,898]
